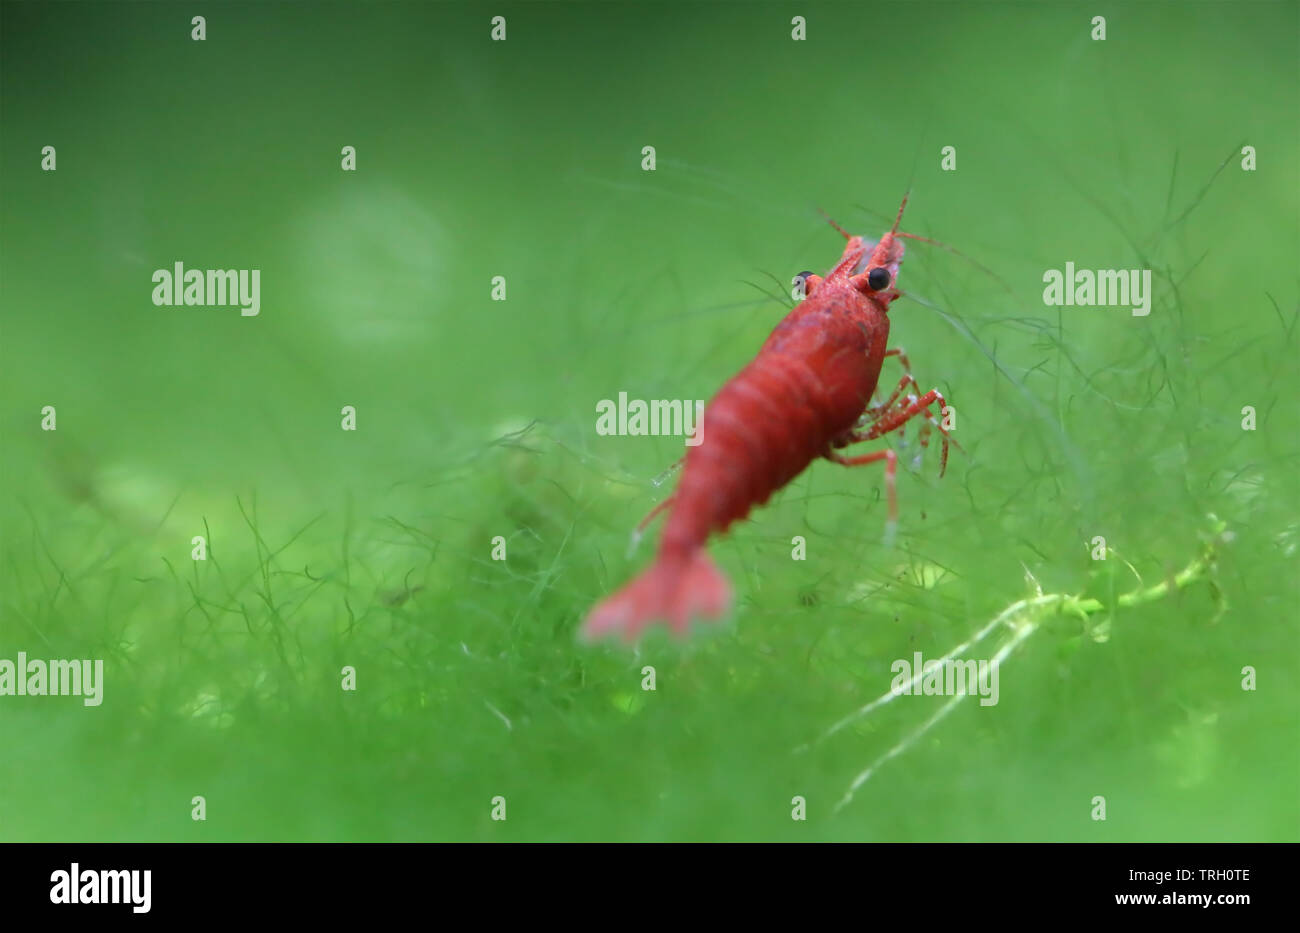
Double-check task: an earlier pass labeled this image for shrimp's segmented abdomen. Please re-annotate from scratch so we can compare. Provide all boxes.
[661,319,883,550]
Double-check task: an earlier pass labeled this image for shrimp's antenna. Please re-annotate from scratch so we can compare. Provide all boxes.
[895,231,1014,294]
[817,208,852,241]
[890,190,911,236]
[852,200,1013,295]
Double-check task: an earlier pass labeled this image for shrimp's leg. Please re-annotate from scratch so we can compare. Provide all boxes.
[637,496,674,534]
[828,448,898,541]
[848,388,959,477]
[627,494,675,555]
[867,377,942,466]
[862,349,945,459]
[884,346,911,368]
[651,455,685,488]
[632,454,685,551]
[866,349,931,428]
[867,373,925,420]
[868,347,913,410]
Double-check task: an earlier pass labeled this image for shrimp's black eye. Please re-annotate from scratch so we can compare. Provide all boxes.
[867,267,891,291]
[793,270,814,285]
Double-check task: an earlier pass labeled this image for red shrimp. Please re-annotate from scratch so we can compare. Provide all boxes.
[583,194,955,642]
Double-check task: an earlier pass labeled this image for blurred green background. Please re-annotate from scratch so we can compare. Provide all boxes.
[1,1,1296,840]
